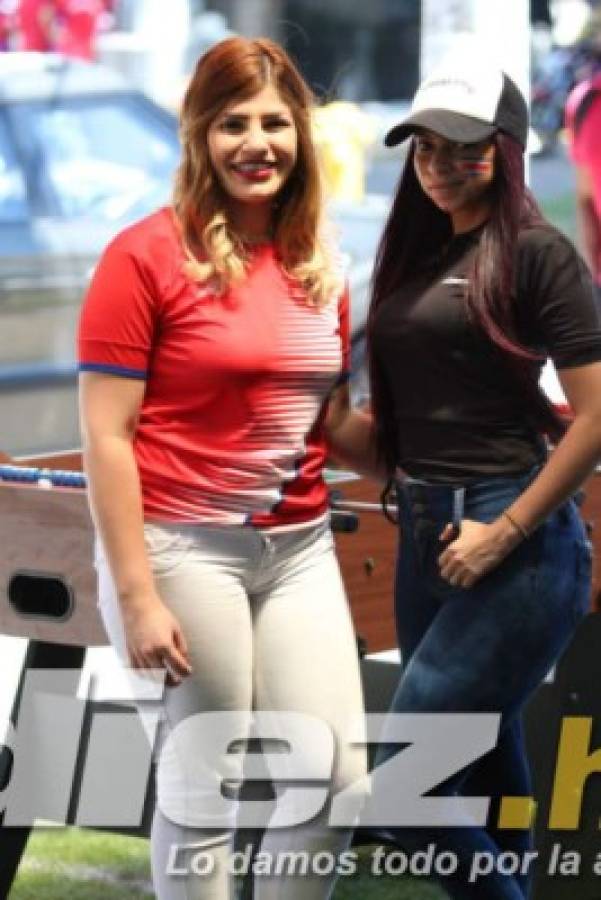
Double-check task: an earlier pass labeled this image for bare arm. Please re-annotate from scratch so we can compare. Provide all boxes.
[501,362,601,530]
[79,372,192,683]
[439,361,601,587]
[575,167,601,278]
[324,382,386,483]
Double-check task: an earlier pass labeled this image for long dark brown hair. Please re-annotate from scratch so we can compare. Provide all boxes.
[368,131,566,475]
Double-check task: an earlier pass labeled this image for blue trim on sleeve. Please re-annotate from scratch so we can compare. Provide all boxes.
[78,363,147,380]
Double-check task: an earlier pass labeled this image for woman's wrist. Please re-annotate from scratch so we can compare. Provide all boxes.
[501,509,529,540]
[118,581,161,613]
[492,511,526,550]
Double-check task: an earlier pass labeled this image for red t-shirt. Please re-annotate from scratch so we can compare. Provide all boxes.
[78,208,349,527]
[18,0,51,50]
[53,0,102,59]
[18,0,100,55]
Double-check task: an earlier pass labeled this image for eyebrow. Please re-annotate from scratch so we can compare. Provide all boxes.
[415,134,489,151]
[220,109,291,119]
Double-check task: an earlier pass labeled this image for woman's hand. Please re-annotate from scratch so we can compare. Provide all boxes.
[324,384,385,482]
[80,371,193,687]
[438,517,522,588]
[436,362,601,591]
[122,595,193,687]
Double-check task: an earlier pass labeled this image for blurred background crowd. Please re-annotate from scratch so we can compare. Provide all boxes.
[0,2,599,109]
[0,0,114,58]
[1,1,601,153]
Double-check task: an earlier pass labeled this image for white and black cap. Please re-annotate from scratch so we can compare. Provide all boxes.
[384,58,528,149]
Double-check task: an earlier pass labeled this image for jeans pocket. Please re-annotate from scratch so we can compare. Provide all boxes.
[530,506,592,640]
[572,537,593,626]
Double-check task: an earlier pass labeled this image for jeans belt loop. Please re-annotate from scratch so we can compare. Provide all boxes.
[451,486,465,537]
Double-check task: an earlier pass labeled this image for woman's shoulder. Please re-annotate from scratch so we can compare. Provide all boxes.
[94,208,182,297]
[517,221,581,263]
[516,220,593,323]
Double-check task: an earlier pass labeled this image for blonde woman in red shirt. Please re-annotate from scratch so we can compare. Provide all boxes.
[78,37,368,900]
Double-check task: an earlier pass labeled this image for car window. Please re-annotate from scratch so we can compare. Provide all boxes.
[0,116,29,223]
[14,98,179,222]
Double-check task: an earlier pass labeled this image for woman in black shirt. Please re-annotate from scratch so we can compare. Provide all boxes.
[367,55,601,899]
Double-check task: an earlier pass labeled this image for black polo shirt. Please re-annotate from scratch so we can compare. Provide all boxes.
[370,224,601,481]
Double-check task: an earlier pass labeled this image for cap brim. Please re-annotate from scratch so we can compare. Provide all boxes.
[384,110,497,147]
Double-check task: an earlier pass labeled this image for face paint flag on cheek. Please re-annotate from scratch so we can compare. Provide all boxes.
[458,159,493,177]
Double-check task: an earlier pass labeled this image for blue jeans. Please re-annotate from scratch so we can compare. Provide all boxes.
[375,469,591,899]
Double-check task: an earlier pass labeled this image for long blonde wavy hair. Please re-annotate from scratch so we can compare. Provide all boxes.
[173,37,341,306]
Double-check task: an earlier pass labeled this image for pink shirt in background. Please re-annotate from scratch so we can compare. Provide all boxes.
[566,77,601,282]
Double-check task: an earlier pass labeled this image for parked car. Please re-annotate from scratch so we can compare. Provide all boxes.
[0,53,387,455]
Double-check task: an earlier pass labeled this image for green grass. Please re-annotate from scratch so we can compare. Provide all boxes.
[12,872,151,900]
[332,846,448,900]
[12,832,450,900]
[11,827,153,899]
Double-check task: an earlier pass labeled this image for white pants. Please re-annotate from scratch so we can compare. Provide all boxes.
[96,518,366,900]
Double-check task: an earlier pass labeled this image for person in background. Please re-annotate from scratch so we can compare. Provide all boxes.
[18,0,53,50]
[78,36,367,900]
[18,0,102,58]
[565,67,601,305]
[367,52,601,899]
[52,0,104,59]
